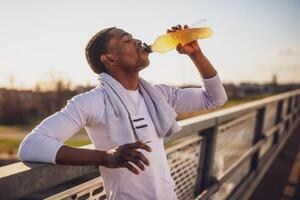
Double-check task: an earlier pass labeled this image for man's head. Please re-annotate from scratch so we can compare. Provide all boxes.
[85,27,149,75]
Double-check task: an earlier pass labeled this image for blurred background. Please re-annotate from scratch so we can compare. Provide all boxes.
[0,0,299,166]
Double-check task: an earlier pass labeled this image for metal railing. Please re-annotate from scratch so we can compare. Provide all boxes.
[1,89,300,200]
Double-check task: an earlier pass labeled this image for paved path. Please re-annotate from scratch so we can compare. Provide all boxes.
[250,122,300,200]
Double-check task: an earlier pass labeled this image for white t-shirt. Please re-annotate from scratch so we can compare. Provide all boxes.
[18,73,228,200]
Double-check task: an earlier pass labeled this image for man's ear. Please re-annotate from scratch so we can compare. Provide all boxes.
[100,54,115,66]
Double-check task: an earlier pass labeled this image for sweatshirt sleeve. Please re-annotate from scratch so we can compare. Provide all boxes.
[17,90,103,164]
[154,73,228,113]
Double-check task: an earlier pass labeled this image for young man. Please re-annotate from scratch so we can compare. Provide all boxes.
[18,25,228,199]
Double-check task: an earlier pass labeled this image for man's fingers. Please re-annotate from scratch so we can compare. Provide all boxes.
[123,154,145,171]
[176,43,184,54]
[126,156,145,171]
[167,24,184,33]
[130,150,150,166]
[129,141,152,152]
[122,162,140,175]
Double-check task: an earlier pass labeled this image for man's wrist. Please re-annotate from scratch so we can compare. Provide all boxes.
[189,49,204,59]
[97,150,108,166]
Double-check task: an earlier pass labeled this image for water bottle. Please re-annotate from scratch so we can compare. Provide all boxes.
[143,19,213,54]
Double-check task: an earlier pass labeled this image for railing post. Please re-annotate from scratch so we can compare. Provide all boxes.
[275,101,283,125]
[298,95,300,113]
[291,95,296,123]
[194,124,218,196]
[285,97,293,130]
[250,107,265,171]
[274,100,283,144]
[298,95,300,114]
[287,96,292,114]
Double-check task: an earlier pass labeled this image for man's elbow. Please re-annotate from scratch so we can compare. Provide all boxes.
[212,94,228,108]
[17,138,29,162]
[17,144,26,162]
[17,135,37,162]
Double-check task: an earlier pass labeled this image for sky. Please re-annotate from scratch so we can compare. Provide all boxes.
[0,0,300,89]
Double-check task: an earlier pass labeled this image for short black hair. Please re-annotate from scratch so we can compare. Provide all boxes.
[85,27,116,74]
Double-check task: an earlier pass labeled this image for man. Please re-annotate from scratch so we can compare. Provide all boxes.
[18,24,228,199]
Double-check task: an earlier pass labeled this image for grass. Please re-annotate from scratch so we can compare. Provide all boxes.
[0,139,21,155]
[0,125,87,135]
[64,140,92,147]
[0,138,92,155]
[0,125,31,135]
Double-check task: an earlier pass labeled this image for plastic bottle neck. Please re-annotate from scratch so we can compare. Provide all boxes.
[142,42,153,53]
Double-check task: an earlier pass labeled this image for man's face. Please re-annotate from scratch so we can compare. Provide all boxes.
[105,28,150,73]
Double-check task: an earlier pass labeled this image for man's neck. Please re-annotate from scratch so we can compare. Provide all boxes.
[109,71,139,90]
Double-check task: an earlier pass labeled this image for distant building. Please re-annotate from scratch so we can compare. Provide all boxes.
[272,74,278,86]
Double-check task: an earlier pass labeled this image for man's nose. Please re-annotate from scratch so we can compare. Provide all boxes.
[134,39,142,47]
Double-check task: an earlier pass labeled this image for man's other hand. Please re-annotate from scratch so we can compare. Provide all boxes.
[102,140,152,175]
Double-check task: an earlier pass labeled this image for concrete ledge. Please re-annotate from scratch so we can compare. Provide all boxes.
[0,144,98,200]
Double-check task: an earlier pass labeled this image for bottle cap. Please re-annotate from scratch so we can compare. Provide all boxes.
[142,42,152,53]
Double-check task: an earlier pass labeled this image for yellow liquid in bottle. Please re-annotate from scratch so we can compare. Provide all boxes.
[151,27,213,53]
